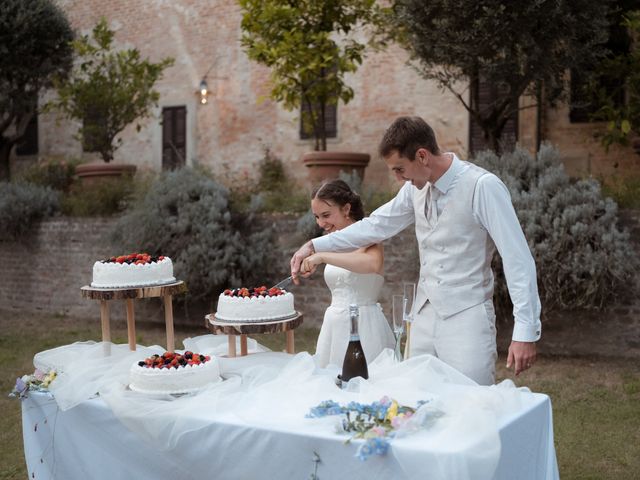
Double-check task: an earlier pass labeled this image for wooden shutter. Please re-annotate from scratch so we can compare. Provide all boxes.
[300,102,338,140]
[469,76,518,155]
[162,106,187,170]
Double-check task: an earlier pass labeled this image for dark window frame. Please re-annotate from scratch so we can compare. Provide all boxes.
[161,105,187,170]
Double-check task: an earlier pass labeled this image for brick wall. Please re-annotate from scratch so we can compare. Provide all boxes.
[0,216,419,328]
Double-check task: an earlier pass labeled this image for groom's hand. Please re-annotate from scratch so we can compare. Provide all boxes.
[290,241,315,284]
[506,341,537,376]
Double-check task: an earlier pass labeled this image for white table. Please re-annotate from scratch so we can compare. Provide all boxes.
[21,350,559,480]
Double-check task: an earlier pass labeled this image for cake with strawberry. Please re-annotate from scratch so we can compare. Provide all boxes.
[215,286,296,322]
[129,351,221,395]
[91,253,176,288]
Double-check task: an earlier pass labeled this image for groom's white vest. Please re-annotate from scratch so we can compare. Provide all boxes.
[412,162,497,318]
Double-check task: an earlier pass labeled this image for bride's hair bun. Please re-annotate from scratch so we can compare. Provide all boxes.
[312,179,365,221]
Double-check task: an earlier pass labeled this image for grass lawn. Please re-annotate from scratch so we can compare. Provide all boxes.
[2,309,639,480]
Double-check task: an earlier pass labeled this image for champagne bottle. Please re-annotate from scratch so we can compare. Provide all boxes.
[341,304,368,382]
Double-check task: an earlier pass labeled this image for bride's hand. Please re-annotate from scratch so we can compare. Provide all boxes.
[301,253,324,276]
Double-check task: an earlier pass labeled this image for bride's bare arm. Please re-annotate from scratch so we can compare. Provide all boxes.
[300,244,383,275]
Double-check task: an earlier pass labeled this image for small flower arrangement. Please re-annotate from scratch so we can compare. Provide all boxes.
[306,396,437,461]
[9,369,57,399]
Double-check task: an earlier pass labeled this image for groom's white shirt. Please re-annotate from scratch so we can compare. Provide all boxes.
[311,154,542,343]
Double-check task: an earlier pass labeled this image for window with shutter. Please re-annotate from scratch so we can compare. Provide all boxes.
[300,102,337,140]
[468,76,518,155]
[162,106,187,170]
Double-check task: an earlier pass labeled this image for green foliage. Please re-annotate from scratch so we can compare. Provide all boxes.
[474,144,639,315]
[112,168,277,303]
[601,174,640,209]
[0,0,74,180]
[61,176,135,216]
[590,11,640,150]
[46,18,173,162]
[222,149,309,214]
[238,0,386,151]
[0,182,59,240]
[18,158,79,193]
[392,0,611,152]
[254,149,309,213]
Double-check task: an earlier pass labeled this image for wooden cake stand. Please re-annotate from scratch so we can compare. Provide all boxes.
[81,281,187,353]
[205,312,303,357]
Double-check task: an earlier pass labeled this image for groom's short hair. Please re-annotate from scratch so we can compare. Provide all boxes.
[379,116,441,160]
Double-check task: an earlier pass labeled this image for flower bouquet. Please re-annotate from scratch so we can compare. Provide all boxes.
[307,396,440,460]
[9,369,57,399]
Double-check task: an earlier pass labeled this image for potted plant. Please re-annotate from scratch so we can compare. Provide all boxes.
[47,18,173,181]
[239,0,386,184]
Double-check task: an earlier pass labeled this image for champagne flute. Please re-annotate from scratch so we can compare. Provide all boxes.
[403,283,416,323]
[402,283,416,359]
[391,294,405,361]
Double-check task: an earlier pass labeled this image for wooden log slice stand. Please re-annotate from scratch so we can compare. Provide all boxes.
[81,281,187,353]
[205,313,303,357]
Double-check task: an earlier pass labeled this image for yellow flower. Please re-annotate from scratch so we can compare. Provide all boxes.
[42,371,57,388]
[385,400,399,422]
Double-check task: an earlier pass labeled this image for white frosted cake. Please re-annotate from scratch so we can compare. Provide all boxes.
[129,351,220,395]
[91,253,176,288]
[216,286,296,322]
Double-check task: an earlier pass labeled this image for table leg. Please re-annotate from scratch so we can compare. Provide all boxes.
[240,335,248,356]
[100,300,111,356]
[228,335,237,358]
[126,299,136,351]
[163,295,175,352]
[286,330,295,354]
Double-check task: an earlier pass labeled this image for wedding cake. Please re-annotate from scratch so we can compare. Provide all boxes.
[91,253,176,288]
[129,351,220,394]
[215,286,296,322]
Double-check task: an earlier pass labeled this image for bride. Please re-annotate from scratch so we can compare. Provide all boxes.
[301,179,395,368]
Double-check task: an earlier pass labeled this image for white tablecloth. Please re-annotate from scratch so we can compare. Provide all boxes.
[21,341,559,480]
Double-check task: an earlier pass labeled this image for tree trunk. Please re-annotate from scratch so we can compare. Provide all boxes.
[0,139,13,181]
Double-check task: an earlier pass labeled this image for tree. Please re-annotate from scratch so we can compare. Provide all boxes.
[590,11,640,151]
[0,0,74,181]
[47,18,173,163]
[238,0,386,151]
[392,0,612,153]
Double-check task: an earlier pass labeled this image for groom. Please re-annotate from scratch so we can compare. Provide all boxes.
[291,116,541,385]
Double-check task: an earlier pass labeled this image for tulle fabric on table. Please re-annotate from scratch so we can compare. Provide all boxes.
[32,336,532,480]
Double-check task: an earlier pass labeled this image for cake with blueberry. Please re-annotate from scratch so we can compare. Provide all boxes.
[91,253,176,288]
[129,351,220,394]
[215,286,296,322]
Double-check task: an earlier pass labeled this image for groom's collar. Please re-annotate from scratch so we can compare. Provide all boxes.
[431,153,462,194]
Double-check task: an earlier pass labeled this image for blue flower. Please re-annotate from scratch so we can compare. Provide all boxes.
[356,437,390,461]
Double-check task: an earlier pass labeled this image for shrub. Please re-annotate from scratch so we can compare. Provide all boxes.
[473,144,639,316]
[0,182,59,240]
[601,174,640,210]
[222,149,309,214]
[61,176,135,216]
[111,167,277,304]
[19,158,79,193]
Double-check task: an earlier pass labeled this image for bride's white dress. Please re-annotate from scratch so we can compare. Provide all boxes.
[315,264,395,368]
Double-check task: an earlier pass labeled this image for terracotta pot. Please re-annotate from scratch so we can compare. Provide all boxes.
[75,163,137,185]
[302,151,370,185]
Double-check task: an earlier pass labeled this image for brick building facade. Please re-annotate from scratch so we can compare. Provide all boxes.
[11,0,640,187]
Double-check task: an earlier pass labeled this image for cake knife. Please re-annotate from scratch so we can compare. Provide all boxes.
[271,275,293,290]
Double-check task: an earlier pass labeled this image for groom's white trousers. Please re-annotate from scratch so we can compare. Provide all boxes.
[409,299,497,385]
